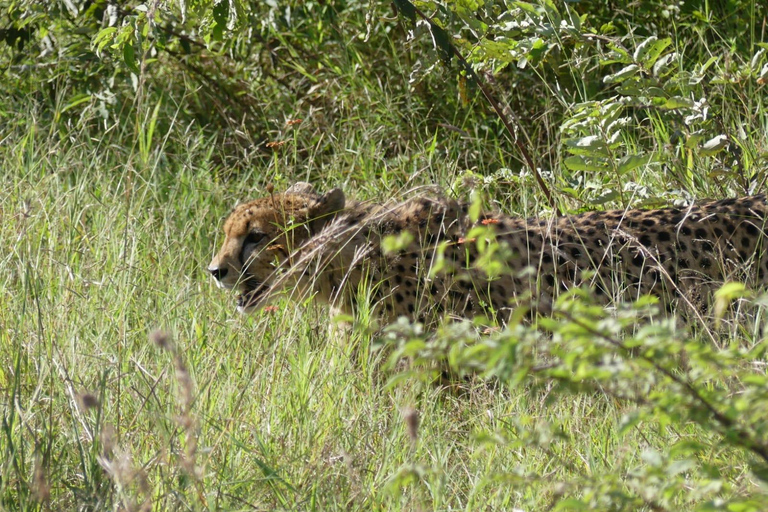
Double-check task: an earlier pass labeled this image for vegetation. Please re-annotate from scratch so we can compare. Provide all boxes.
[1,0,767,510]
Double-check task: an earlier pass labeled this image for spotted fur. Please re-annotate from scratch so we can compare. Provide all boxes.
[208,182,768,324]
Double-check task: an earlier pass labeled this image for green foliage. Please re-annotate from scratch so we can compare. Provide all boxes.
[382,1,768,508]
[385,284,768,509]
[2,0,473,173]
[1,0,768,510]
[395,0,767,204]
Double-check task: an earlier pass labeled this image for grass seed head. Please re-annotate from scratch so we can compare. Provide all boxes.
[149,329,172,351]
[77,392,100,411]
[403,407,419,445]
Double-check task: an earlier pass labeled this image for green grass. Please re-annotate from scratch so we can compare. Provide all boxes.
[1,101,764,510]
[2,3,768,508]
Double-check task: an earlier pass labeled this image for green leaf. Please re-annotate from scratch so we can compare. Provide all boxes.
[540,0,562,25]
[211,0,228,41]
[61,94,92,113]
[553,498,589,511]
[514,2,541,18]
[643,37,672,66]
[713,280,749,322]
[392,0,417,22]
[93,27,117,52]
[741,374,768,386]
[699,135,728,156]
[617,153,654,174]
[644,86,667,97]
[686,130,706,148]
[599,22,616,35]
[714,281,748,301]
[603,64,640,83]
[616,83,662,96]
[563,4,581,31]
[428,22,453,64]
[699,55,720,73]
[666,458,695,476]
[564,135,609,157]
[641,448,663,467]
[468,195,481,222]
[726,500,764,512]
[527,37,548,66]
[563,156,606,172]
[653,53,677,76]
[618,411,642,436]
[604,43,631,64]
[669,440,707,457]
[634,36,672,66]
[632,36,657,63]
[661,97,694,109]
[382,232,415,254]
[123,42,140,74]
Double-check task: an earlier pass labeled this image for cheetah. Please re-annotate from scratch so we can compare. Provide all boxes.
[208,182,768,324]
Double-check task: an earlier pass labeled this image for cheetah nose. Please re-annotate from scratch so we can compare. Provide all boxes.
[208,267,228,280]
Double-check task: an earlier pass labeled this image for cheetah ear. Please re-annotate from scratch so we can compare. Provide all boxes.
[308,188,345,233]
[285,181,316,196]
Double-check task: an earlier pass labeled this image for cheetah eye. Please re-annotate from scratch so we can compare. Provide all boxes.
[241,231,267,264]
[244,232,266,246]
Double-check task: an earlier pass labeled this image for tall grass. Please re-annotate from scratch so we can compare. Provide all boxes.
[1,93,764,510]
[1,2,768,509]
[0,105,531,510]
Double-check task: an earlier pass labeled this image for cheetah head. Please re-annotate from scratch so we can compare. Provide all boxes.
[208,182,345,313]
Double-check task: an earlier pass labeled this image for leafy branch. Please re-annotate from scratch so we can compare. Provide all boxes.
[556,308,768,465]
[392,0,559,215]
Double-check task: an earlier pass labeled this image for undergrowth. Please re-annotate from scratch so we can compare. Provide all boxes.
[1,0,768,510]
